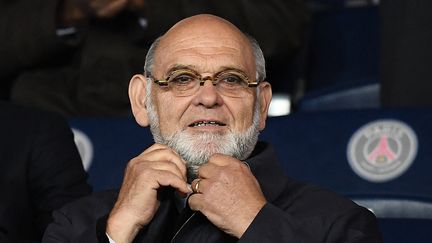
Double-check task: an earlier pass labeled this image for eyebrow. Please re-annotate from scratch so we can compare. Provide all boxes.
[165,64,198,76]
[165,64,249,77]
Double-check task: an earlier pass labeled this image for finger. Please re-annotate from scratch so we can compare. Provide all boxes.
[146,151,187,181]
[145,161,186,182]
[201,154,249,177]
[127,0,145,10]
[197,162,219,179]
[177,184,192,198]
[94,0,128,17]
[136,144,187,180]
[188,193,204,212]
[139,143,170,156]
[191,178,206,194]
[208,153,239,166]
[139,143,184,160]
[153,170,191,194]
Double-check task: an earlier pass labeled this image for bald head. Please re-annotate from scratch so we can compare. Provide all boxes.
[162,14,249,47]
[144,14,266,82]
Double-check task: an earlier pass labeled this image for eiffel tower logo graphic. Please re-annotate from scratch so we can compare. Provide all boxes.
[367,135,397,165]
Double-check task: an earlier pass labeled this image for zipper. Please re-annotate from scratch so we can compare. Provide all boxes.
[170,212,197,243]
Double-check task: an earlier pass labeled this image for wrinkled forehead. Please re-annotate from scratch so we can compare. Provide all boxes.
[153,16,256,76]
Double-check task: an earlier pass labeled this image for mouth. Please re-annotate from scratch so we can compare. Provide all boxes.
[188,120,227,127]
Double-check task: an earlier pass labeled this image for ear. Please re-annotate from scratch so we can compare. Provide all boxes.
[257,81,272,131]
[129,74,150,127]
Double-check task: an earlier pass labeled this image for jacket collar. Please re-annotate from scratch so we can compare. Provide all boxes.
[137,141,287,243]
[245,141,288,203]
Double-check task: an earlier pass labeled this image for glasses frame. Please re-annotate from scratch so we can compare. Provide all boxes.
[148,68,259,88]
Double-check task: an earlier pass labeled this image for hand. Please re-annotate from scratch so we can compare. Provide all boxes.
[106,144,192,243]
[87,0,129,18]
[61,0,146,25]
[86,0,146,17]
[188,154,267,238]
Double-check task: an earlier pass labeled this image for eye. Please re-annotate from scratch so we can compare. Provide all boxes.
[170,73,196,86]
[218,73,246,87]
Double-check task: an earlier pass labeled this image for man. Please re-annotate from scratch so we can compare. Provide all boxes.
[43,14,382,242]
[0,102,92,242]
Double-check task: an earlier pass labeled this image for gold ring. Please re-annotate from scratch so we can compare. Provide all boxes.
[194,179,201,193]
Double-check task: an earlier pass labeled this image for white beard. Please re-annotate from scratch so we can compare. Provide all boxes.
[146,84,261,181]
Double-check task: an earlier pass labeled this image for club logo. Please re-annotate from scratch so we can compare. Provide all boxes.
[72,128,94,171]
[347,120,418,182]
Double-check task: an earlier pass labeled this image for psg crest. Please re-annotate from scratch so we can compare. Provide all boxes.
[347,120,418,183]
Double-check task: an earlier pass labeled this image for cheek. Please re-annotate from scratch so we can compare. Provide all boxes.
[228,99,256,129]
[155,95,189,133]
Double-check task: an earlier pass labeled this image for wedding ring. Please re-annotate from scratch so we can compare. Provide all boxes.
[194,179,201,194]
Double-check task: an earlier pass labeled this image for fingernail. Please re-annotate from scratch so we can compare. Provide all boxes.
[243,161,251,170]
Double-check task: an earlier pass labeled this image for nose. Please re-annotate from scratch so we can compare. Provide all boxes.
[192,80,224,108]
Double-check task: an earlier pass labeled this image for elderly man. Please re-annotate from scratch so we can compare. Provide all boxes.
[43,14,382,243]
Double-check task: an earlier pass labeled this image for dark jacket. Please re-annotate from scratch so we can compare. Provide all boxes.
[43,142,382,243]
[0,102,92,242]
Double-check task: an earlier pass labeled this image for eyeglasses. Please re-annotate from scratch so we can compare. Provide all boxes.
[147,68,258,97]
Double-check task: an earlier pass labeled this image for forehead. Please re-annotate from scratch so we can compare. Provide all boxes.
[153,19,255,76]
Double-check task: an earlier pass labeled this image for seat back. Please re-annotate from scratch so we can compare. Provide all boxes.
[70,118,154,191]
[261,109,432,203]
[260,108,432,242]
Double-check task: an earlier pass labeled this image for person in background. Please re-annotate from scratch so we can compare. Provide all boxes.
[0,0,309,116]
[380,0,432,107]
[43,14,381,242]
[0,101,92,242]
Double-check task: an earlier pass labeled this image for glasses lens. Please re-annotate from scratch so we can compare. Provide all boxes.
[168,70,200,95]
[215,71,249,95]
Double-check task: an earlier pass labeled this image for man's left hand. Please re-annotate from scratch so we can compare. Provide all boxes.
[188,154,266,238]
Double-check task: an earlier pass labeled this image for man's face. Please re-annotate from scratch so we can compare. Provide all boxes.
[130,16,271,180]
[151,23,259,140]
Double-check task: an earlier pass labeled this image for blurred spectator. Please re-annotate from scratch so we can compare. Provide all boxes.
[0,0,310,116]
[0,101,92,242]
[380,0,432,107]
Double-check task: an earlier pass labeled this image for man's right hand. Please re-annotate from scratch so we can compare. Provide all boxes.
[106,144,191,243]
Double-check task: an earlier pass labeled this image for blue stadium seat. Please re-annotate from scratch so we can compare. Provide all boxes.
[305,5,379,91]
[296,2,380,111]
[261,109,431,196]
[260,108,432,242]
[378,218,432,242]
[297,82,380,111]
[69,118,154,191]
